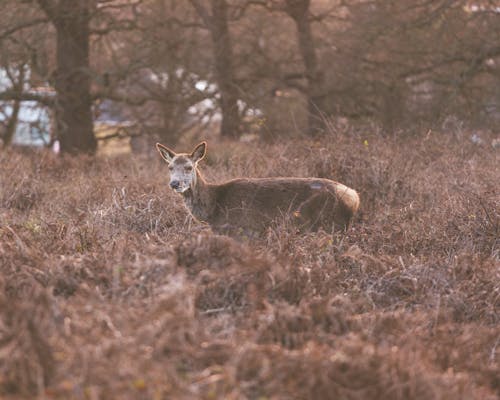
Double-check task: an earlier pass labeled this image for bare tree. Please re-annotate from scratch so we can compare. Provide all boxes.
[190,0,241,138]
[283,0,326,135]
[37,0,96,153]
[101,0,216,146]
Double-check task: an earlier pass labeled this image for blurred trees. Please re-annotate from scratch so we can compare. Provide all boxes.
[0,2,52,147]
[0,65,26,147]
[91,1,214,145]
[327,0,500,129]
[0,0,499,153]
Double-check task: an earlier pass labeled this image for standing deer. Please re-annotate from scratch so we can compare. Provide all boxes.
[156,141,360,236]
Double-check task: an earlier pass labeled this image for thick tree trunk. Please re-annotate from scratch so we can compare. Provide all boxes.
[210,0,240,139]
[285,0,326,136]
[48,0,96,154]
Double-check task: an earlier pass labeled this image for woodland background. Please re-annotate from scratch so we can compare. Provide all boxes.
[1,0,500,151]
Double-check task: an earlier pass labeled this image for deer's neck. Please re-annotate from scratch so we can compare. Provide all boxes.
[181,170,214,222]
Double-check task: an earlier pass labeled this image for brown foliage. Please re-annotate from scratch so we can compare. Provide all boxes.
[0,130,498,399]
[0,287,55,396]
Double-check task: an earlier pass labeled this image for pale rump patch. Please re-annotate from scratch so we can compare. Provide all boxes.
[310,181,324,190]
[335,183,360,213]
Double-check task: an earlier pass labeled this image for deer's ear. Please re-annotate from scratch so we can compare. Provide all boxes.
[156,143,176,163]
[191,141,206,163]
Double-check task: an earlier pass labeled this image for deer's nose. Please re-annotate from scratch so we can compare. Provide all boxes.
[170,180,180,190]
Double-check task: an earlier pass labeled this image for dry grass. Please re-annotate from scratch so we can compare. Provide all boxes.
[0,129,499,399]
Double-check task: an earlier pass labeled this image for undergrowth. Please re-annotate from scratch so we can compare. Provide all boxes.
[0,130,498,399]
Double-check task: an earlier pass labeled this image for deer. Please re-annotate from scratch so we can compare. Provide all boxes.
[156,141,360,236]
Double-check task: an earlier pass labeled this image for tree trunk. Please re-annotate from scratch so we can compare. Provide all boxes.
[44,0,96,154]
[285,0,326,136]
[3,99,21,148]
[159,72,182,145]
[210,0,240,138]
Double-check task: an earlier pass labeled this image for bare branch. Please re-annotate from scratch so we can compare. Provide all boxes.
[36,0,59,20]
[189,0,213,27]
[229,0,268,20]
[91,90,150,106]
[0,90,55,107]
[0,17,49,41]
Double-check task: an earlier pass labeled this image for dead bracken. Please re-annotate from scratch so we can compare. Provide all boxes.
[0,132,499,399]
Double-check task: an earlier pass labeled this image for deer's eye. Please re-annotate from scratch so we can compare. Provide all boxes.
[185,166,193,172]
[168,166,173,171]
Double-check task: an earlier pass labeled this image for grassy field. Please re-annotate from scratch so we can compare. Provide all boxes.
[0,129,498,399]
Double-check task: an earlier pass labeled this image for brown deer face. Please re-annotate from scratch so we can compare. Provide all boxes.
[156,142,206,193]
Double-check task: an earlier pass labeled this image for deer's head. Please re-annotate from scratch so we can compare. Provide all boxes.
[156,141,206,194]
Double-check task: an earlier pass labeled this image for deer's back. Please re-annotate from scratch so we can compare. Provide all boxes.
[209,177,359,233]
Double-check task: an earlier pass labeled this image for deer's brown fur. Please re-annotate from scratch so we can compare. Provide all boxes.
[157,141,360,235]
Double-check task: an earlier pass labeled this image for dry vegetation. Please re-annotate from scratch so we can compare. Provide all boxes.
[0,128,499,399]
